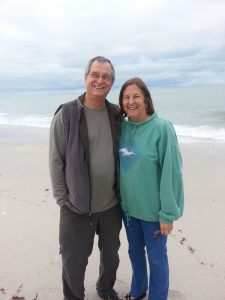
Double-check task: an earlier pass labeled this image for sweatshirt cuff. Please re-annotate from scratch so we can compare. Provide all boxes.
[159,211,179,224]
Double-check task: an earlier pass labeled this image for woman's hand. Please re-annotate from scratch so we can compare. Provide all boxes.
[160,222,173,235]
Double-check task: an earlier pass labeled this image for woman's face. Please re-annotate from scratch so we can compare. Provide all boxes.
[122,84,148,122]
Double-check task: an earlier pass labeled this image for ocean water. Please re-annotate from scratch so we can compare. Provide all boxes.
[0,86,225,143]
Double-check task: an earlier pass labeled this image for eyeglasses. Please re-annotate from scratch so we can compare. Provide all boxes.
[88,72,112,82]
[122,94,143,101]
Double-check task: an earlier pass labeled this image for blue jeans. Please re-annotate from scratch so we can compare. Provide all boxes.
[123,215,169,300]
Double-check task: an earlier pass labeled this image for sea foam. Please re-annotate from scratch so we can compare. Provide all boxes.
[175,124,225,143]
[1,113,225,143]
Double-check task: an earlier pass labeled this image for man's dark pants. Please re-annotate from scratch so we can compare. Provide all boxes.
[59,204,122,300]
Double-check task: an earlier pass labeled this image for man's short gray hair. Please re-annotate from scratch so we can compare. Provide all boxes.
[85,56,115,84]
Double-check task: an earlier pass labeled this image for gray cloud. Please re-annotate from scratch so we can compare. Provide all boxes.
[0,0,225,92]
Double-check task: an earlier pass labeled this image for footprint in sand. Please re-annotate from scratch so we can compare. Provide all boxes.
[179,237,186,244]
[187,245,195,254]
[178,232,195,255]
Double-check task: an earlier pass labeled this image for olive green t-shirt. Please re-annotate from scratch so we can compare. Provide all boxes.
[84,105,118,213]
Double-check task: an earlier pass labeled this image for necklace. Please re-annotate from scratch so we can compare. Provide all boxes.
[128,126,137,150]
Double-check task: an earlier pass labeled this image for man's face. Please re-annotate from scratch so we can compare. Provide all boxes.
[85,61,113,100]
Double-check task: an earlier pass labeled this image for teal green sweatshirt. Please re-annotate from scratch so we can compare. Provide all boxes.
[119,113,184,224]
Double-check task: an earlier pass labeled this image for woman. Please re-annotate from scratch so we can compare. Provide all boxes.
[119,78,184,300]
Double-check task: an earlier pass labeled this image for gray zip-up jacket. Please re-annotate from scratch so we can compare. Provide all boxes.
[49,93,121,214]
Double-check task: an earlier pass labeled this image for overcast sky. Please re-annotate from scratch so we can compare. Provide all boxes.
[1,0,225,92]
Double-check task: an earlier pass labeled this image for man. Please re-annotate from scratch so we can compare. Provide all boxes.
[49,56,122,300]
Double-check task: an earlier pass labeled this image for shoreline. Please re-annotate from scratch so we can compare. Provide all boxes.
[1,121,225,144]
[0,141,225,299]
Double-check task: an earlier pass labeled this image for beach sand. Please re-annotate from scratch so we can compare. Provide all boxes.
[0,141,225,300]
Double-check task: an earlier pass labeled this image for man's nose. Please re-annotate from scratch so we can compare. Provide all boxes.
[96,76,104,83]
